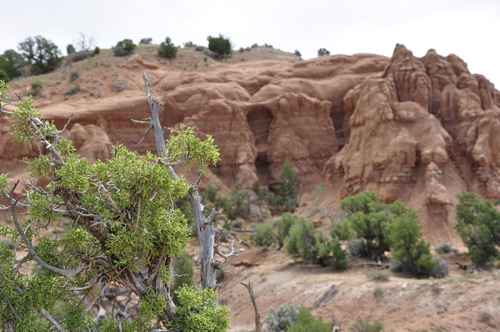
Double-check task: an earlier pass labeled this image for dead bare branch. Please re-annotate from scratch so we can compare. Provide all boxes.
[39,308,66,332]
[240,281,268,332]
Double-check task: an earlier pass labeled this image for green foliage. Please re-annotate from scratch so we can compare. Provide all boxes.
[310,183,326,201]
[207,34,232,56]
[317,48,330,57]
[18,36,62,75]
[184,41,196,47]
[277,159,297,212]
[274,212,298,248]
[0,79,10,100]
[265,303,299,332]
[93,46,100,55]
[257,185,282,216]
[168,285,231,332]
[286,306,333,332]
[0,70,9,82]
[69,70,80,82]
[252,223,275,247]
[66,44,76,54]
[72,52,89,62]
[158,37,178,59]
[0,49,25,81]
[113,39,136,56]
[349,318,384,332]
[31,81,43,95]
[435,242,458,254]
[366,270,391,282]
[313,233,348,269]
[285,218,317,263]
[139,38,153,44]
[455,191,500,266]
[388,202,439,277]
[218,186,249,220]
[171,251,194,304]
[339,191,391,260]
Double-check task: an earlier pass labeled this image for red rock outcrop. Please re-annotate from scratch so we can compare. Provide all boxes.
[2,44,499,245]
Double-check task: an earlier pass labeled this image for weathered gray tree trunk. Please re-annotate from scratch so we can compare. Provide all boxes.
[136,73,236,293]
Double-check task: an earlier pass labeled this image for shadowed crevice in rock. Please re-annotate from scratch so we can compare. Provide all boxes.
[247,107,274,186]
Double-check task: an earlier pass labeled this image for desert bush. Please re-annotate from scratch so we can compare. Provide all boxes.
[388,201,439,277]
[318,48,330,57]
[294,50,302,57]
[265,303,299,332]
[66,44,76,54]
[31,81,43,95]
[18,35,61,75]
[285,218,317,263]
[428,257,449,278]
[219,186,249,220]
[0,50,24,81]
[139,38,152,44]
[252,223,275,247]
[435,242,458,254]
[277,159,297,212]
[274,213,298,248]
[257,185,282,215]
[310,183,326,201]
[0,70,9,82]
[171,251,194,304]
[73,51,90,62]
[314,232,348,269]
[366,270,391,282]
[93,46,100,55]
[232,217,245,229]
[207,34,232,56]
[455,191,500,266]
[69,70,80,82]
[347,239,369,258]
[113,39,136,56]
[183,41,196,48]
[349,318,384,332]
[220,228,230,242]
[286,306,333,332]
[158,37,178,59]
[64,85,79,96]
[338,191,392,260]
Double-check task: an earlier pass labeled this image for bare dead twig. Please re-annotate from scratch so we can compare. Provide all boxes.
[240,281,268,332]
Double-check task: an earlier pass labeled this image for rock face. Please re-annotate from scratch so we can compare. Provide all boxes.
[1,45,499,245]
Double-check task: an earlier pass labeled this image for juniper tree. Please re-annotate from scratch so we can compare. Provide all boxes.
[0,75,237,331]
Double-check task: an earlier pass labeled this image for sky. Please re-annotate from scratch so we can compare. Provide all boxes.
[2,0,500,87]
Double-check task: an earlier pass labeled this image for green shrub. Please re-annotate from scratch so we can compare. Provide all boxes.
[317,48,330,57]
[388,202,439,277]
[294,50,301,57]
[339,191,391,260]
[158,37,178,59]
[171,251,194,304]
[314,232,348,269]
[311,183,326,201]
[207,34,232,56]
[349,318,384,332]
[0,70,9,82]
[64,85,79,96]
[184,41,196,48]
[366,270,391,282]
[219,186,249,220]
[231,218,244,229]
[93,46,100,55]
[286,306,333,332]
[435,242,458,254]
[66,44,76,54]
[265,303,299,332]
[428,257,449,279]
[257,185,282,215]
[69,70,80,82]
[73,52,90,62]
[347,240,369,258]
[274,213,298,249]
[113,39,136,56]
[139,38,152,44]
[277,159,297,212]
[285,218,317,263]
[18,36,61,75]
[455,192,500,266]
[252,223,275,247]
[31,81,43,95]
[0,50,24,81]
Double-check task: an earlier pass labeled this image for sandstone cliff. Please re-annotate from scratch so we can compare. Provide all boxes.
[1,44,499,246]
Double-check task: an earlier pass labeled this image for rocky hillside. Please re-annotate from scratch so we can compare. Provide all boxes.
[1,43,499,246]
